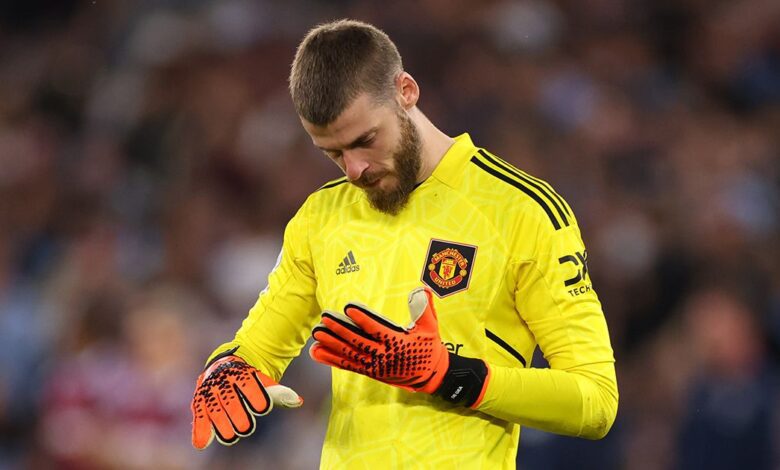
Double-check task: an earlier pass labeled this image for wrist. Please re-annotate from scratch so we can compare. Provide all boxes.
[203,346,242,374]
[433,353,490,408]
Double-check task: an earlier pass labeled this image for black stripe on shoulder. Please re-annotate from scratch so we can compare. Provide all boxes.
[518,167,573,217]
[485,329,526,367]
[477,149,570,226]
[480,149,573,217]
[470,155,562,230]
[317,178,348,191]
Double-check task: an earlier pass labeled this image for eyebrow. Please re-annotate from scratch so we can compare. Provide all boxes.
[318,127,378,152]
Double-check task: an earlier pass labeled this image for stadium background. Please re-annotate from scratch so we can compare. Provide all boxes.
[0,0,778,468]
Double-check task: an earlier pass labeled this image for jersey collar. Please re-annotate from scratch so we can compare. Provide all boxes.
[429,133,477,189]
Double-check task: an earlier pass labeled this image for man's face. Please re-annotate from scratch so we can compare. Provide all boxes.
[302,93,422,215]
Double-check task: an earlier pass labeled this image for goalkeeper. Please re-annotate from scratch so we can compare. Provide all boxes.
[191,19,618,468]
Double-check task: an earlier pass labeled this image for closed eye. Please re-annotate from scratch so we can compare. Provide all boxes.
[352,136,374,149]
[318,129,378,158]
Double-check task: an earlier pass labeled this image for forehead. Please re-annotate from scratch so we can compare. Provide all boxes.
[302,93,394,148]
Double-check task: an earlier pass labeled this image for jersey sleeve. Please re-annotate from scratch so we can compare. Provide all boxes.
[206,200,320,381]
[476,211,618,439]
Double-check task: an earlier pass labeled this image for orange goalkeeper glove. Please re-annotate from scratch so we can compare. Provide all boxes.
[191,348,303,449]
[309,287,490,408]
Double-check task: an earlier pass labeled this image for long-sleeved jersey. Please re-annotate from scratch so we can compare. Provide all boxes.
[209,133,618,469]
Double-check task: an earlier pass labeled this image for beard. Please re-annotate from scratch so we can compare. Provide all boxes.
[357,110,422,215]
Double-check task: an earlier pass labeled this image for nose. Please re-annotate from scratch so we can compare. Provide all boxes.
[342,151,370,181]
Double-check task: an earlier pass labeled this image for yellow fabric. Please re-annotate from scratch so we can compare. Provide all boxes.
[208,134,618,469]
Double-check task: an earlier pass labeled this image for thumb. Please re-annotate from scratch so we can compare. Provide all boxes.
[266,383,304,408]
[407,287,438,331]
[256,371,304,408]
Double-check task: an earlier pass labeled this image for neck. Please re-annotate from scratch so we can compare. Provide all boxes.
[409,107,454,182]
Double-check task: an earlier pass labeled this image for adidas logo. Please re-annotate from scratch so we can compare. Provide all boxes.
[336,251,360,275]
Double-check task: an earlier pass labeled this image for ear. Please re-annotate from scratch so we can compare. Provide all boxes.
[396,72,419,110]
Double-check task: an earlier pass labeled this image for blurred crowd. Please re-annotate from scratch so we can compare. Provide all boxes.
[1,0,778,468]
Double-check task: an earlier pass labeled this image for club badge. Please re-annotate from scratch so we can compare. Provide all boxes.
[421,239,477,297]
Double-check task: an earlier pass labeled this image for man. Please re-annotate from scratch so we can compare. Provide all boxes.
[191,19,618,468]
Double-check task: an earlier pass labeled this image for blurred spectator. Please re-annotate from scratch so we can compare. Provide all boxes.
[38,286,210,468]
[676,288,776,470]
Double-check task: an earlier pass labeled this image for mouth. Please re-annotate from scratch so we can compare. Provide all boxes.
[356,174,385,189]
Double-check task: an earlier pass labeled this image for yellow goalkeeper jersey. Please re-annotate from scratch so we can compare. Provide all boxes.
[210,133,618,469]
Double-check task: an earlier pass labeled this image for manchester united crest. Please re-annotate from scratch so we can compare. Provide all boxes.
[421,239,477,297]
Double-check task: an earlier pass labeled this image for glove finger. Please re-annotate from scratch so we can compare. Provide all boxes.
[216,383,257,437]
[192,394,215,450]
[311,326,374,365]
[204,395,239,446]
[266,384,304,408]
[320,312,379,347]
[344,303,406,336]
[311,323,350,346]
[312,324,370,356]
[310,342,371,374]
[233,370,272,417]
[254,371,304,408]
[407,287,438,330]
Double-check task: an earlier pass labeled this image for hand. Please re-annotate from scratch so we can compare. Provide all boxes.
[310,287,490,407]
[191,351,303,449]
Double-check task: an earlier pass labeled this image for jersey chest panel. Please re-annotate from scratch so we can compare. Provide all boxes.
[309,187,534,367]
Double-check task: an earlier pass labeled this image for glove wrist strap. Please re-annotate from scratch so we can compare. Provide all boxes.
[204,346,240,370]
[433,353,488,407]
